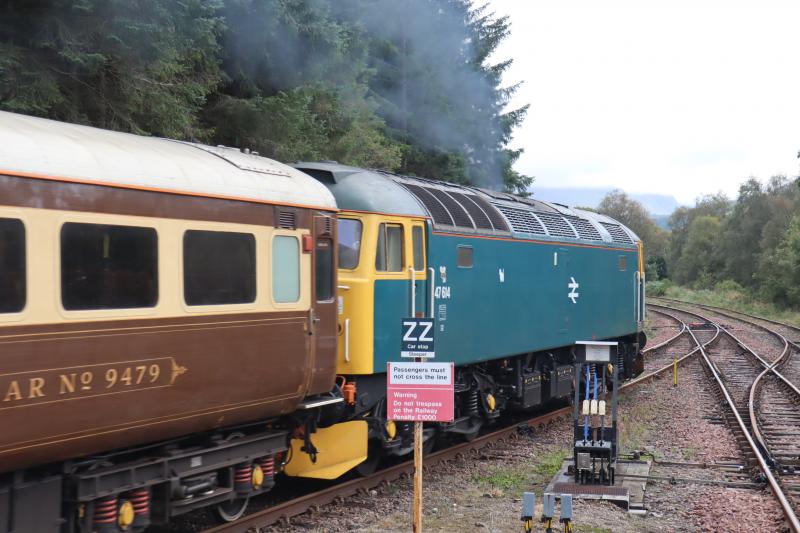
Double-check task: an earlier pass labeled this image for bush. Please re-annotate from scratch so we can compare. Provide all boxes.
[646,279,672,297]
[715,279,745,293]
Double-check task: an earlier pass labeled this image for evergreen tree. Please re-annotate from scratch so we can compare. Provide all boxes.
[0,0,222,138]
[0,0,530,191]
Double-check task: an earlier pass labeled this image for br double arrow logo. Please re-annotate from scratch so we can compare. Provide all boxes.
[568,277,580,304]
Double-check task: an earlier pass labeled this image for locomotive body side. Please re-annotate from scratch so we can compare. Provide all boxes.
[373,229,640,369]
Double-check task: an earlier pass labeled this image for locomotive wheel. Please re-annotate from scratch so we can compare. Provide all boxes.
[462,427,480,442]
[461,418,482,442]
[355,441,381,476]
[422,434,436,454]
[217,497,249,522]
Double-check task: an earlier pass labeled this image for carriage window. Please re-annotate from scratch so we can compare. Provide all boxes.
[316,238,334,301]
[618,255,627,271]
[338,218,362,270]
[457,245,473,268]
[273,236,300,303]
[184,230,255,305]
[412,226,425,271]
[375,223,404,272]
[61,223,157,310]
[0,218,25,313]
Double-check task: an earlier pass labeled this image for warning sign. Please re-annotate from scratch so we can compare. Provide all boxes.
[387,362,454,422]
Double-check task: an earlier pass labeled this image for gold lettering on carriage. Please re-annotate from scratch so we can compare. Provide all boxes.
[0,357,187,407]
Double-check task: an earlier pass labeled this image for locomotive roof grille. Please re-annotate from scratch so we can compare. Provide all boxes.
[535,212,578,239]
[567,217,603,241]
[470,195,509,232]
[426,187,475,228]
[401,183,455,226]
[493,204,546,235]
[380,172,629,243]
[447,191,496,231]
[600,222,634,244]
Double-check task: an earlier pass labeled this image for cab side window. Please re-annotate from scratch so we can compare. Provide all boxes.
[376,223,404,272]
[0,218,25,313]
[412,226,425,271]
[338,218,362,269]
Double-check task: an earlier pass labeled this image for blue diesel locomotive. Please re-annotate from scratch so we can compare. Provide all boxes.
[293,162,646,464]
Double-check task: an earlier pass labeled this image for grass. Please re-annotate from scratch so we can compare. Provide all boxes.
[473,450,569,495]
[650,283,800,327]
[532,450,569,478]
[476,468,529,492]
[618,394,661,457]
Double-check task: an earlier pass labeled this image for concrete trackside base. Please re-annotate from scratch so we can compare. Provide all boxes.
[544,459,651,513]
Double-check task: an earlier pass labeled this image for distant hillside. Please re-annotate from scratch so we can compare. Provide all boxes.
[532,186,681,217]
[651,214,671,230]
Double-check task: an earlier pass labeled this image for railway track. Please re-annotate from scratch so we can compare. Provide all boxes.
[199,314,696,532]
[651,299,800,531]
[190,301,800,532]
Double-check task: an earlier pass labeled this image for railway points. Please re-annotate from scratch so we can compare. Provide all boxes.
[653,299,800,525]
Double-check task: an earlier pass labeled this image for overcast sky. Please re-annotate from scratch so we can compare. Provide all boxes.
[489,0,800,204]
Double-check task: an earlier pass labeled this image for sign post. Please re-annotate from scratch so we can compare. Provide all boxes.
[390,312,452,532]
[414,409,422,533]
[387,361,454,532]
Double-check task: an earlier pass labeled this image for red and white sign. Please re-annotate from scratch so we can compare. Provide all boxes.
[387,362,454,422]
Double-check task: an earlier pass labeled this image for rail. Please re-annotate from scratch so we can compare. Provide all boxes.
[202,311,699,532]
[650,301,800,532]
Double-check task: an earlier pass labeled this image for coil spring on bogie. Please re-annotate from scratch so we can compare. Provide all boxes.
[466,388,479,416]
[234,463,253,488]
[92,496,118,525]
[258,456,275,479]
[130,488,150,516]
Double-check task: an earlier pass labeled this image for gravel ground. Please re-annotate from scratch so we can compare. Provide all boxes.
[264,347,788,533]
[166,306,786,532]
[642,310,693,373]
[645,311,684,348]
[666,302,786,365]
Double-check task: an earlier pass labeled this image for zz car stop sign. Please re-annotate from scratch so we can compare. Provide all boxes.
[401,317,435,358]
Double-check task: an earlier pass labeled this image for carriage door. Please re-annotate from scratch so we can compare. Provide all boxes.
[310,214,337,392]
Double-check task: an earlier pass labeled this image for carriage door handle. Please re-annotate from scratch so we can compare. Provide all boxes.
[309,309,320,335]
